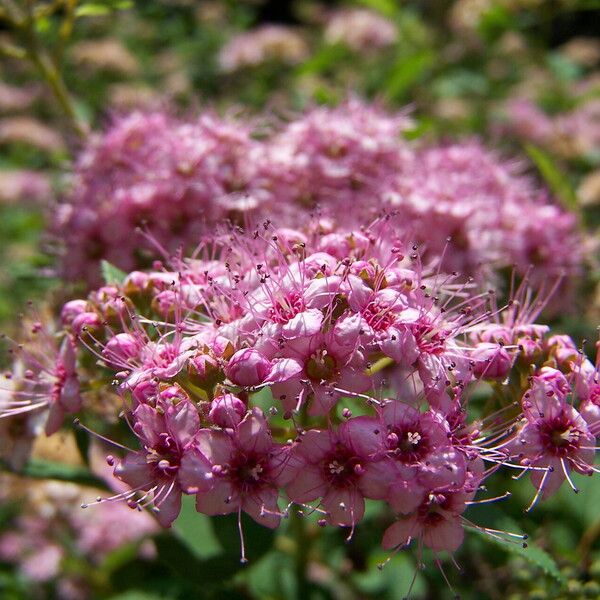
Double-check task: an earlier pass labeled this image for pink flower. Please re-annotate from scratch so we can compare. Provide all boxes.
[513,377,595,504]
[270,331,370,416]
[226,349,272,386]
[1,332,81,436]
[113,398,211,526]
[285,417,385,527]
[180,408,288,529]
[471,342,513,379]
[382,489,470,553]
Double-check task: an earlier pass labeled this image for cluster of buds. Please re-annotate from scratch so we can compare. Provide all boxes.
[53,100,581,290]
[3,216,598,562]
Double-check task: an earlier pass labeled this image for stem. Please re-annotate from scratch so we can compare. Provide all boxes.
[27,45,88,138]
[1,0,88,139]
[290,404,311,599]
[365,355,394,376]
[290,506,311,600]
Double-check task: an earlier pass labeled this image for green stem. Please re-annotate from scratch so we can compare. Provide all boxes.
[365,355,394,376]
[291,506,310,600]
[1,0,88,139]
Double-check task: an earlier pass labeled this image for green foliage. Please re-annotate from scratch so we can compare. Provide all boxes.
[525,144,579,211]
[0,458,109,490]
[76,1,133,18]
[470,522,565,585]
[101,260,128,286]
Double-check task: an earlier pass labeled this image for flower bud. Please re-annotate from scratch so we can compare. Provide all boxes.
[60,300,88,326]
[471,343,512,379]
[225,349,271,386]
[103,333,139,366]
[209,393,246,428]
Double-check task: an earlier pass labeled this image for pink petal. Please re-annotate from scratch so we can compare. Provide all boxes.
[285,465,327,503]
[282,309,323,339]
[294,429,332,462]
[195,480,238,516]
[44,403,65,436]
[59,376,81,412]
[243,488,281,529]
[382,516,419,550]
[387,479,424,514]
[114,452,154,489]
[323,487,365,527]
[165,400,200,448]
[196,429,233,464]
[338,416,382,457]
[179,447,214,493]
[423,517,464,552]
[236,408,272,454]
[155,486,182,527]
[264,358,304,384]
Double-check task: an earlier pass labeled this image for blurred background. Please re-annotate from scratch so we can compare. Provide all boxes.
[1,1,600,598]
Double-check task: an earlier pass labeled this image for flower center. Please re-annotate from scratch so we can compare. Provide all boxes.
[268,291,305,324]
[306,350,336,382]
[362,299,396,332]
[323,445,362,487]
[412,322,447,355]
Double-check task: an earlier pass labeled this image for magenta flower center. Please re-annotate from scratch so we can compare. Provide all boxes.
[539,415,582,457]
[322,444,362,488]
[418,492,450,526]
[387,425,428,462]
[412,322,447,355]
[268,291,305,324]
[228,452,270,491]
[589,384,600,406]
[362,299,396,331]
[51,362,68,403]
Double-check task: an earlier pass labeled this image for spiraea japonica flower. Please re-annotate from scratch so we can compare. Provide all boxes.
[18,212,595,570]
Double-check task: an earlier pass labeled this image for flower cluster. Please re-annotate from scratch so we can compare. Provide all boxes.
[323,8,398,52]
[218,25,309,73]
[6,217,598,560]
[386,140,582,282]
[0,475,157,599]
[54,110,268,284]
[502,97,600,160]
[53,100,582,291]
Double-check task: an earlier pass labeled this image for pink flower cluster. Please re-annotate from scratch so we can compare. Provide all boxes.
[54,100,581,289]
[0,478,157,597]
[6,218,598,559]
[502,97,600,160]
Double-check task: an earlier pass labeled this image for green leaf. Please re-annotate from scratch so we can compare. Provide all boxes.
[296,44,349,76]
[75,426,91,466]
[525,144,579,211]
[0,458,109,490]
[76,1,132,17]
[384,51,434,102]
[470,523,565,584]
[108,592,166,600]
[101,260,128,286]
[172,495,222,560]
[356,0,398,18]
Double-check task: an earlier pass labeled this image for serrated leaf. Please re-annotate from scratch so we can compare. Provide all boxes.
[470,524,565,584]
[0,457,109,490]
[101,260,128,286]
[525,144,579,211]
